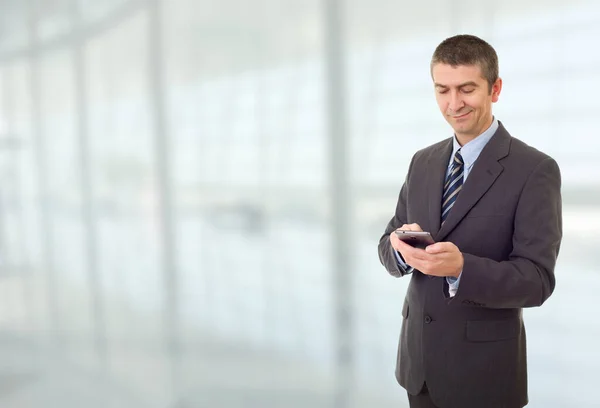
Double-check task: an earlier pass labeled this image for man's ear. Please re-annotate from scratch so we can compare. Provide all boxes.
[491,77,502,103]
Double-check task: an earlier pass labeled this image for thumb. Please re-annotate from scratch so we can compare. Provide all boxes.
[425,242,447,254]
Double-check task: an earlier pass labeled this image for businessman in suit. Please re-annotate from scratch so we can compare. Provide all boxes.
[377,35,562,408]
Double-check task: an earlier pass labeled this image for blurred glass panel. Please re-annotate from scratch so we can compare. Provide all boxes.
[37,48,94,352]
[0,0,598,407]
[36,0,72,41]
[0,4,28,54]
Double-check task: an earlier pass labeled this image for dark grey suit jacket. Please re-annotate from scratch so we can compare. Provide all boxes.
[378,122,562,408]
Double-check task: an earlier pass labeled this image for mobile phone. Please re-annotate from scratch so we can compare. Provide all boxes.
[394,230,435,249]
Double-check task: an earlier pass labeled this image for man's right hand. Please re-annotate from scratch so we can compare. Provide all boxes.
[390,223,423,263]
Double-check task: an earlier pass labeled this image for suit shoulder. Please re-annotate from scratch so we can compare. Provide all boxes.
[413,138,452,162]
[508,135,558,169]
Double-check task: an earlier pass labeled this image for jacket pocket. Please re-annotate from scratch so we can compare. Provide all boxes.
[466,318,520,342]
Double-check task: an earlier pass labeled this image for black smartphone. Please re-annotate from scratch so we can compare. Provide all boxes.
[394,230,435,249]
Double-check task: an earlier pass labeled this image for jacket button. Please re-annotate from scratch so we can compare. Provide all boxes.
[424,315,432,324]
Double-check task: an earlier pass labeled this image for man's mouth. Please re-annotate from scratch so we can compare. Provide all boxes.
[452,111,471,119]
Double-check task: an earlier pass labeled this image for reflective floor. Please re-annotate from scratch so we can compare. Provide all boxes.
[0,207,598,408]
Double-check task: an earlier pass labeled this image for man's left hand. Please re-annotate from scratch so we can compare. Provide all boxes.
[397,240,463,278]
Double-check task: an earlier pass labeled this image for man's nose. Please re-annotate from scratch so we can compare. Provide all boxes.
[449,92,464,112]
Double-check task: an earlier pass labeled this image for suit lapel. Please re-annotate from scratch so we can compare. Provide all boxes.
[435,122,512,242]
[427,139,453,238]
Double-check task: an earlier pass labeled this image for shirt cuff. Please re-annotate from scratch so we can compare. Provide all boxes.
[392,244,414,274]
[446,271,462,297]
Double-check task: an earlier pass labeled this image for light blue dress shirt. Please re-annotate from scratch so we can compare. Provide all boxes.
[393,117,499,296]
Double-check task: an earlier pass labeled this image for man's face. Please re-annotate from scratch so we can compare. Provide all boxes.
[432,63,502,141]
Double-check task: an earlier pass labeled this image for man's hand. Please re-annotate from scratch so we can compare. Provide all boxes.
[390,223,422,260]
[390,225,463,278]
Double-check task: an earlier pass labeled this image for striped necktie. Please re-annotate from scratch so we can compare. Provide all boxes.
[441,149,464,224]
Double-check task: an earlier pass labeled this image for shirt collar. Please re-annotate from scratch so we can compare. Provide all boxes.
[449,117,499,169]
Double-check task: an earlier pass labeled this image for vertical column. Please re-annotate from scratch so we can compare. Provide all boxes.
[71,0,108,368]
[1,64,31,330]
[323,1,353,407]
[0,71,9,275]
[28,0,60,346]
[147,0,181,398]
[0,69,9,314]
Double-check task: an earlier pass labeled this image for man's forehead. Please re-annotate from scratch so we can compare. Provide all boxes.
[432,63,486,84]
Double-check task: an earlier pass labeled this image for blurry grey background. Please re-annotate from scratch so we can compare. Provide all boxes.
[0,0,598,407]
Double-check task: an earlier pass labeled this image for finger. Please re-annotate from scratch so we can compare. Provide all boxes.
[389,232,401,250]
[425,242,455,254]
[405,247,433,262]
[398,223,422,232]
[391,238,419,268]
[391,234,434,262]
[395,238,415,254]
[390,233,412,254]
[396,241,423,265]
[407,223,423,232]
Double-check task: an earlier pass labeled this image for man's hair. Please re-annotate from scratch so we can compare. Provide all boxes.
[431,34,499,92]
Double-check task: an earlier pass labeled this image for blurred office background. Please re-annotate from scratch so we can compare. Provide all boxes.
[0,0,598,407]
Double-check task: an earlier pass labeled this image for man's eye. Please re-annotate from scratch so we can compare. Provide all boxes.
[438,89,448,94]
[462,89,475,94]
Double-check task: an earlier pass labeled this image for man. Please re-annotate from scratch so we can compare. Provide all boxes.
[377,34,562,408]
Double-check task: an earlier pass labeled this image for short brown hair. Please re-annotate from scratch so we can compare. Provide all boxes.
[431,34,499,92]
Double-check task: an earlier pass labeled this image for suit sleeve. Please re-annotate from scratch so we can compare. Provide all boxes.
[378,155,416,278]
[451,157,562,308]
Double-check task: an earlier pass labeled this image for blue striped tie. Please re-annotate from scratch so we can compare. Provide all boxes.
[441,149,464,224]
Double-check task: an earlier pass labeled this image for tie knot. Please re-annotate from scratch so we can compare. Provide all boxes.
[454,150,464,166]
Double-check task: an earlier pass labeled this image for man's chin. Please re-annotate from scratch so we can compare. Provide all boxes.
[451,125,477,139]
[447,121,470,133]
